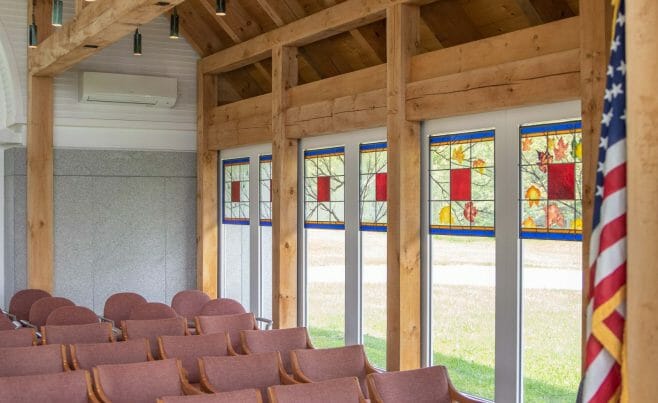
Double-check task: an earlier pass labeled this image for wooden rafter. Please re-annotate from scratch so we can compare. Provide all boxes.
[30,0,187,77]
[200,0,435,75]
[421,0,482,48]
[515,0,576,25]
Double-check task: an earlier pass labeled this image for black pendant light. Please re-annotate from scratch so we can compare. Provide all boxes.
[51,0,63,27]
[215,0,226,16]
[28,0,38,48]
[169,8,180,39]
[133,27,142,56]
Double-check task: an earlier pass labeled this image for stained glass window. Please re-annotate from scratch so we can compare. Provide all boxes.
[360,142,387,232]
[519,121,582,241]
[304,147,345,230]
[259,155,272,226]
[223,157,250,225]
[429,130,495,237]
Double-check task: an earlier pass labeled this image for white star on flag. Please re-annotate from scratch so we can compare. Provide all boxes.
[599,135,609,149]
[607,65,615,77]
[611,83,624,98]
[604,89,613,102]
[611,36,621,52]
[617,60,626,75]
[596,185,604,197]
[597,161,605,173]
[601,109,614,127]
[617,12,625,26]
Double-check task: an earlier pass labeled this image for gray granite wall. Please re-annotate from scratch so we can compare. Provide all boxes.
[4,148,197,312]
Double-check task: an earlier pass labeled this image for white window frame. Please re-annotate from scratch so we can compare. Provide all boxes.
[219,143,273,317]
[299,127,387,346]
[421,100,582,403]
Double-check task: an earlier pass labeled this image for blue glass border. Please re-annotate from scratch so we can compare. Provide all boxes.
[359,142,387,152]
[304,146,345,157]
[222,218,250,226]
[259,220,272,227]
[520,231,582,241]
[429,129,495,145]
[430,228,495,237]
[304,222,345,230]
[223,157,250,165]
[360,224,387,232]
[520,120,582,135]
[259,154,272,162]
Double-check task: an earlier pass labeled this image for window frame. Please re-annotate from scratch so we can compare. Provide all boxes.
[219,143,272,317]
[421,100,582,403]
[299,127,387,346]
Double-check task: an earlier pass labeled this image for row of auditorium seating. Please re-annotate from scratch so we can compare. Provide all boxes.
[0,289,481,402]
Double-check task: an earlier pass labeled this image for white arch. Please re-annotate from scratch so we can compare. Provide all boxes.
[0,18,25,130]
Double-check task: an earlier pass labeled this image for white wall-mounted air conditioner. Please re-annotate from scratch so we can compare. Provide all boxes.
[79,72,178,108]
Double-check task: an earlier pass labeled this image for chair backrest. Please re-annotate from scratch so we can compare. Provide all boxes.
[103,292,147,324]
[8,288,51,321]
[268,377,366,403]
[46,305,99,326]
[71,338,152,370]
[0,370,97,403]
[157,389,263,403]
[159,333,230,384]
[171,290,211,321]
[241,327,312,374]
[42,322,114,345]
[291,345,369,396]
[366,366,453,403]
[28,297,75,328]
[122,317,187,359]
[199,298,247,316]
[129,302,178,320]
[0,313,16,330]
[94,359,187,403]
[0,344,67,377]
[0,328,36,347]
[196,313,256,354]
[200,352,286,399]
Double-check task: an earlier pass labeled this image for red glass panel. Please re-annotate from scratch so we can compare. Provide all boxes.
[317,176,331,202]
[548,163,575,200]
[450,169,471,201]
[231,181,241,203]
[376,173,387,202]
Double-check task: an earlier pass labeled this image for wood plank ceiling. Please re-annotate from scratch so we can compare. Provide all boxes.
[178,0,578,105]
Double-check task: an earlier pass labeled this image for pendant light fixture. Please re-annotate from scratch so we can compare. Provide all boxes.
[215,0,226,16]
[28,0,38,48]
[51,0,63,27]
[169,8,180,39]
[133,27,142,56]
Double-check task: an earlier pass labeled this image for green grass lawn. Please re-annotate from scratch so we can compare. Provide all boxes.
[308,282,581,402]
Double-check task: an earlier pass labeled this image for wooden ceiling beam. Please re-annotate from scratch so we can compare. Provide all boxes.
[200,0,435,75]
[421,0,482,48]
[515,0,576,25]
[30,0,187,77]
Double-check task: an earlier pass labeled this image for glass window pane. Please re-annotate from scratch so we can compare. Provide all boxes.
[304,147,345,230]
[429,130,495,400]
[222,158,250,308]
[260,155,273,319]
[306,228,345,348]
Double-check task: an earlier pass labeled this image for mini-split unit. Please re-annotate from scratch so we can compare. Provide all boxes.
[79,72,178,108]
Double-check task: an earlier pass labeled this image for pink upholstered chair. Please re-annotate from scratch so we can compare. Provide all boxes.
[268,377,368,403]
[0,344,68,376]
[8,288,51,321]
[103,292,147,325]
[0,328,36,347]
[28,297,75,328]
[290,344,379,398]
[42,322,114,345]
[158,333,231,385]
[241,327,314,374]
[366,366,483,403]
[196,313,257,354]
[46,305,99,326]
[199,352,296,401]
[172,290,211,322]
[122,317,187,359]
[0,370,99,403]
[157,389,263,403]
[199,298,247,316]
[93,359,201,403]
[129,302,179,320]
[0,313,16,330]
[71,338,152,370]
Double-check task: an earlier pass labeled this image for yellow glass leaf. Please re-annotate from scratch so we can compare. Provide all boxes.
[439,206,454,225]
[571,218,583,231]
[452,146,465,164]
[574,142,582,160]
[525,185,541,207]
[522,216,536,229]
[472,159,486,175]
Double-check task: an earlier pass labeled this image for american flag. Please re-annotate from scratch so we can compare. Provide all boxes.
[583,0,627,401]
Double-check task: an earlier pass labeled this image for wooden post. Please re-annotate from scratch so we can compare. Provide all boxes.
[271,45,299,329]
[386,3,421,371]
[197,64,219,298]
[579,0,612,364]
[26,0,54,293]
[626,0,658,399]
[74,0,88,14]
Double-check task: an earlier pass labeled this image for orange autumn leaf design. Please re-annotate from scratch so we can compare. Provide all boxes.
[472,159,486,174]
[522,137,533,152]
[522,216,536,229]
[537,151,553,173]
[525,185,541,207]
[463,201,477,223]
[452,146,465,164]
[553,137,569,161]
